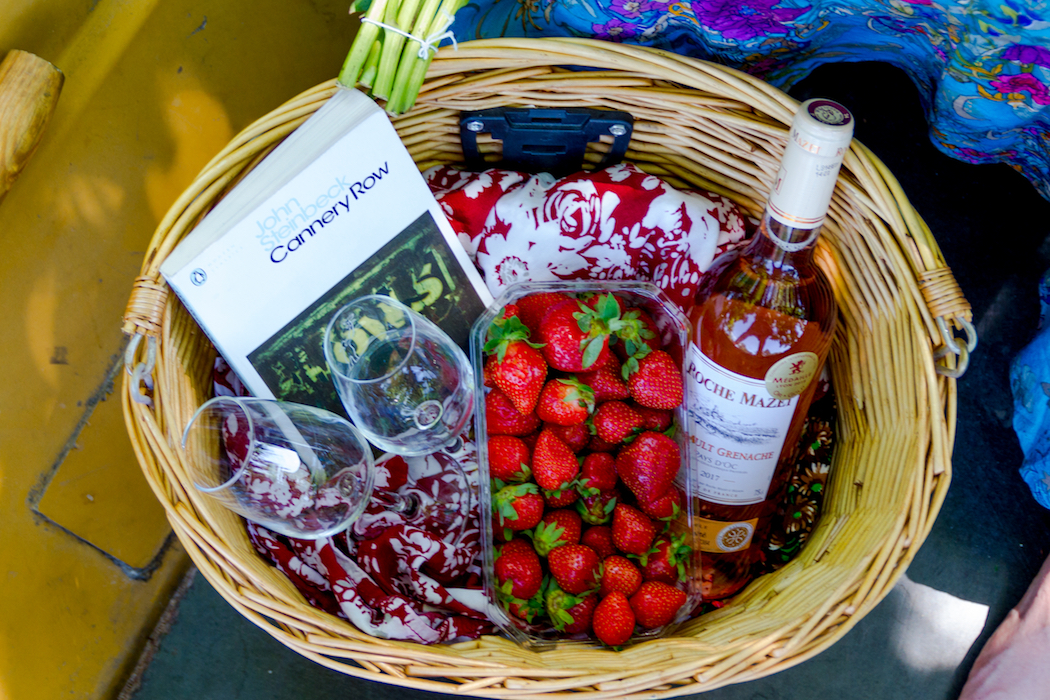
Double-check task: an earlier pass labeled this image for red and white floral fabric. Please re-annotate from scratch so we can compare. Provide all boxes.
[245,519,493,644]
[425,162,751,311]
[243,445,494,644]
[215,358,495,644]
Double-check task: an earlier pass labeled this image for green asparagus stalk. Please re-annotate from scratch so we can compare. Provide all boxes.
[387,0,465,113]
[357,39,383,90]
[385,0,444,112]
[371,0,420,100]
[337,0,391,89]
[338,0,463,114]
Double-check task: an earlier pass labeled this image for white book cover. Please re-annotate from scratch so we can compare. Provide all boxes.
[161,87,492,416]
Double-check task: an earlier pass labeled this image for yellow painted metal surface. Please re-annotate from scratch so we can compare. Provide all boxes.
[36,381,173,570]
[0,1,356,697]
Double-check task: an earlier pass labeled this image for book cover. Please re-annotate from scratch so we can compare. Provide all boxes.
[161,87,492,414]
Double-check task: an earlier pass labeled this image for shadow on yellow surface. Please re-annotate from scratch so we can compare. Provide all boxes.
[0,1,356,697]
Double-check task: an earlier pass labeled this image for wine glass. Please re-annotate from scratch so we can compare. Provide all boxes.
[323,295,475,456]
[182,397,376,539]
[323,294,475,542]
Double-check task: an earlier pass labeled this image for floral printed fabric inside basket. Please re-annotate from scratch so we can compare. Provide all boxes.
[425,163,749,310]
[214,361,495,644]
[229,163,835,642]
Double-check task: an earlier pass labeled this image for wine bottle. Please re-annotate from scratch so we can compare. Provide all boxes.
[686,98,854,600]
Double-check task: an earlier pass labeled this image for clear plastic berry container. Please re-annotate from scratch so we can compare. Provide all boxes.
[469,280,703,648]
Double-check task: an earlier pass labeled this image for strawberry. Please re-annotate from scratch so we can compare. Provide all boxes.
[638,484,685,522]
[532,428,580,493]
[538,296,621,372]
[593,591,636,647]
[485,388,542,436]
[600,555,643,597]
[546,584,597,634]
[627,349,684,410]
[581,525,616,559]
[643,533,692,585]
[516,291,571,332]
[484,315,548,415]
[508,590,546,623]
[536,378,595,426]
[611,503,657,556]
[615,306,661,365]
[529,508,582,556]
[577,452,618,495]
[587,433,620,453]
[582,291,626,314]
[542,486,579,508]
[491,513,511,543]
[544,421,590,453]
[493,482,544,537]
[631,308,661,351]
[615,431,680,504]
[520,431,540,452]
[548,544,601,595]
[633,404,673,432]
[592,400,644,444]
[576,488,619,525]
[499,303,520,320]
[482,357,495,388]
[629,581,687,629]
[576,355,630,403]
[487,435,531,484]
[494,538,543,600]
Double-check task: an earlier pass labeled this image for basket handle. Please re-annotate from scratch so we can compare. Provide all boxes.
[918,267,977,378]
[122,274,167,406]
[852,140,976,378]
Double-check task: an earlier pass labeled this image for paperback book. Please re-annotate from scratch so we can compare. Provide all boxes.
[161,86,492,416]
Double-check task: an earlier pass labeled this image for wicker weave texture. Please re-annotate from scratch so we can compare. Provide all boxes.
[122,38,966,697]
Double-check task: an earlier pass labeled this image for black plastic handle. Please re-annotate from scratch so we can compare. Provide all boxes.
[459,107,634,176]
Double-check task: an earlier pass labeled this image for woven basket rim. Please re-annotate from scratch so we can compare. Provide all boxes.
[122,37,962,697]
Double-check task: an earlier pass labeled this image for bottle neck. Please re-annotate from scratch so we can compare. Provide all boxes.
[744,209,822,270]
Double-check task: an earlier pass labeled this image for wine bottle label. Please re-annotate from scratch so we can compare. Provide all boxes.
[685,343,798,505]
[695,515,759,553]
[765,352,819,399]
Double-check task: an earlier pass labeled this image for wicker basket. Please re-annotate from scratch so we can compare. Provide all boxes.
[121,38,973,696]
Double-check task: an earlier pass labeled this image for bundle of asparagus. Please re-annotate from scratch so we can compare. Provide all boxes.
[337,0,466,114]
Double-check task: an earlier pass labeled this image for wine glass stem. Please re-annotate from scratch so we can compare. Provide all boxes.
[389,491,421,519]
[441,435,464,454]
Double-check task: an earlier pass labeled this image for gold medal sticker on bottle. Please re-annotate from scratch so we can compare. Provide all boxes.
[764,351,819,400]
[695,516,759,553]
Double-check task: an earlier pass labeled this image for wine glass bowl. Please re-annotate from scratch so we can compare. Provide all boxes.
[182,397,376,539]
[323,295,475,456]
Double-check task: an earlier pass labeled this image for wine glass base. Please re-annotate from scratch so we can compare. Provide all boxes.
[399,450,472,546]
